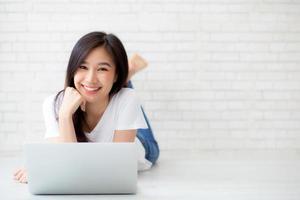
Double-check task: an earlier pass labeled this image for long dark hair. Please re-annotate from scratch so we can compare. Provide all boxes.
[54,31,128,142]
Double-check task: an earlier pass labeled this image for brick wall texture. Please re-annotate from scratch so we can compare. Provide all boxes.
[0,0,300,151]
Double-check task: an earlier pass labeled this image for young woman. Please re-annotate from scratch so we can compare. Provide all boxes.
[14,31,160,183]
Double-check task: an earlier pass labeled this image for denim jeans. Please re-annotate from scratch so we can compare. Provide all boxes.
[126,81,160,165]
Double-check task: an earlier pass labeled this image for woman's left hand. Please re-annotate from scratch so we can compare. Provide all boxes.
[13,167,28,184]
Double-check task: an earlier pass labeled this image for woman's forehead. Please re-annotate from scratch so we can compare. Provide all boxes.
[83,47,115,66]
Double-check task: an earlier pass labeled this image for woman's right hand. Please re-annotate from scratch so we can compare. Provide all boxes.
[59,87,86,118]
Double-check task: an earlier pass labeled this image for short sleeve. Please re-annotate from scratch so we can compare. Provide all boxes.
[43,94,60,138]
[115,89,148,130]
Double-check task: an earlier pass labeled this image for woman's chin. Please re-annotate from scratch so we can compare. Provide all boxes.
[83,96,98,103]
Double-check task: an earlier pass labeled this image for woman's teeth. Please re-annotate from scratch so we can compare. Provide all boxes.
[83,85,100,91]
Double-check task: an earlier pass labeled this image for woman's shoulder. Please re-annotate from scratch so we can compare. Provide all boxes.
[112,88,137,102]
[43,94,56,107]
[109,88,141,109]
[43,92,63,110]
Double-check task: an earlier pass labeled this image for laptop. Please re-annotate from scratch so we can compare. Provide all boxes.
[24,142,137,195]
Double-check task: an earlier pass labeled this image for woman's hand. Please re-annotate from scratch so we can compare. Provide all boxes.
[13,167,28,184]
[59,87,86,118]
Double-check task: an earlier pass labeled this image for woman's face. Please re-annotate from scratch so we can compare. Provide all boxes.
[74,46,117,103]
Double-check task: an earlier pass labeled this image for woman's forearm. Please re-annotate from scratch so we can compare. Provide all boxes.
[58,115,77,142]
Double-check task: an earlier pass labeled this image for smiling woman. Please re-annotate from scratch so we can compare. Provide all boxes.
[14,32,159,183]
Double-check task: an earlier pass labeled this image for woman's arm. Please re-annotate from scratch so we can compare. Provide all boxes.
[55,87,85,143]
[113,129,137,143]
[56,115,77,142]
[45,115,77,143]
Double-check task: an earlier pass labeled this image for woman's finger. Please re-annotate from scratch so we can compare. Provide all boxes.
[20,175,27,183]
[15,170,25,180]
[14,169,21,177]
[14,169,21,176]
[60,87,85,116]
[19,174,24,182]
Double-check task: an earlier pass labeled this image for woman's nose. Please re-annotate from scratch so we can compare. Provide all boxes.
[86,69,97,83]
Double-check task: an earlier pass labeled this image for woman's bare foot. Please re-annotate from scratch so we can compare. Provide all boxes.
[127,53,148,82]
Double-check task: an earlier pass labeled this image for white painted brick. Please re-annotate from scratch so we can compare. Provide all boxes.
[2,133,23,151]
[153,111,181,120]
[183,111,220,120]
[212,52,239,61]
[164,3,194,12]
[229,121,248,129]
[235,43,270,52]
[211,81,231,90]
[290,111,300,120]
[209,121,229,129]
[240,53,278,62]
[0,22,26,32]
[263,91,292,100]
[132,3,162,12]
[273,81,300,90]
[256,4,300,13]
[237,72,258,80]
[0,53,16,62]
[231,82,254,90]
[196,72,224,80]
[5,2,31,12]
[1,0,300,152]
[178,14,199,31]
[196,139,215,149]
[263,111,291,120]
[0,13,26,21]
[163,121,192,130]
[0,122,18,132]
[211,33,239,42]
[176,91,215,100]
[196,52,212,61]
[221,23,250,32]
[3,113,24,122]
[279,53,300,61]
[215,91,244,100]
[200,22,221,31]
[0,42,12,52]
[227,4,255,13]
[201,42,235,52]
[0,103,17,112]
[221,111,248,120]
[228,101,249,110]
[255,81,274,90]
[192,122,209,129]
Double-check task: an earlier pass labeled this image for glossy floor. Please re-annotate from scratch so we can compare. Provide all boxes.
[1,149,300,200]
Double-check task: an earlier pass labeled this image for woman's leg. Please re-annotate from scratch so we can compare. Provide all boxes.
[126,81,160,165]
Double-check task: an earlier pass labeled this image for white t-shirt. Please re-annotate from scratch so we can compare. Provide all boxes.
[43,88,152,171]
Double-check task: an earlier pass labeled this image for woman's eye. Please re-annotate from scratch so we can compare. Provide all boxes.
[98,68,108,71]
[79,66,87,70]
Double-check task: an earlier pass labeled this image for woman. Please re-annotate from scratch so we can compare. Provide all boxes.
[14,31,159,183]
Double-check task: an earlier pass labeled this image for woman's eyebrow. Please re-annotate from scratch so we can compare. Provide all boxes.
[97,62,112,67]
[81,61,112,67]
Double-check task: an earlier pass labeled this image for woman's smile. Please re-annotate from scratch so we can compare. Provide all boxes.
[81,84,102,95]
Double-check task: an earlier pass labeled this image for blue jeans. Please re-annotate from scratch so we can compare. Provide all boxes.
[126,81,160,165]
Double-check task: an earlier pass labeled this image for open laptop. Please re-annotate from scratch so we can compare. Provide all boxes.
[24,143,137,195]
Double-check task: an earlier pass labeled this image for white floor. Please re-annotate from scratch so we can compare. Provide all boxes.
[1,149,300,200]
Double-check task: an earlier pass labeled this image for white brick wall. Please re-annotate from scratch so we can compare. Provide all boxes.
[0,0,300,152]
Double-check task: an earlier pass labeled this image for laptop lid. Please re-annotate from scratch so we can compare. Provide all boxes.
[24,143,137,195]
